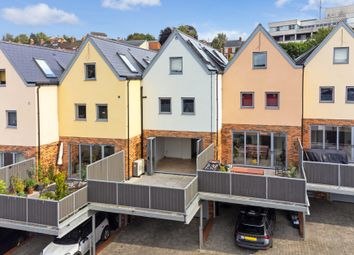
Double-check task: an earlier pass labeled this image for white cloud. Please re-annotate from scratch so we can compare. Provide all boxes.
[275,0,292,8]
[102,0,161,10]
[199,30,248,42]
[1,3,79,26]
[303,0,354,11]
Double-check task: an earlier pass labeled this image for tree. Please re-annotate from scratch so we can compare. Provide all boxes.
[127,33,156,41]
[211,33,227,50]
[14,34,29,44]
[280,27,332,59]
[158,27,173,45]
[177,25,198,39]
[2,33,14,42]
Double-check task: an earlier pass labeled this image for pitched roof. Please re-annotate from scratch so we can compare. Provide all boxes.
[224,40,243,48]
[61,35,157,82]
[225,24,301,72]
[302,21,354,66]
[0,41,74,85]
[125,40,147,47]
[295,45,318,65]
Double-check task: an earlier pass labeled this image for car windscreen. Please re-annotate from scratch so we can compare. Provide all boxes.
[238,223,265,236]
[54,229,80,245]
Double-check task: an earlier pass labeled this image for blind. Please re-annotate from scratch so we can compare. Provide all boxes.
[170,58,182,72]
[334,48,348,63]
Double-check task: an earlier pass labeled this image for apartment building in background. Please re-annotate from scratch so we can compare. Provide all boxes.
[269,4,354,42]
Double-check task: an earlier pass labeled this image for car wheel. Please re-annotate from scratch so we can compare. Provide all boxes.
[101,226,110,241]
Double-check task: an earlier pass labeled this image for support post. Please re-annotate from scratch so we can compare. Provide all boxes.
[92,214,96,255]
[199,204,203,250]
[298,211,306,239]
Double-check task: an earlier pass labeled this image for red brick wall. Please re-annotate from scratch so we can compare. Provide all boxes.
[221,124,301,167]
[303,118,354,150]
[0,145,36,160]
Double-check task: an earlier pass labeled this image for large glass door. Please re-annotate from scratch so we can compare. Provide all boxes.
[147,137,156,175]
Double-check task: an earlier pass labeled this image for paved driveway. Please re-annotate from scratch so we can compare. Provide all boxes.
[101,199,354,255]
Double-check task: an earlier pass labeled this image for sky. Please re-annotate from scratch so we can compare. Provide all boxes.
[0,0,353,41]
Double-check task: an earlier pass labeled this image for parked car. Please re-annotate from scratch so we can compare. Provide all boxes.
[0,227,28,254]
[287,211,300,229]
[234,207,276,250]
[41,212,110,255]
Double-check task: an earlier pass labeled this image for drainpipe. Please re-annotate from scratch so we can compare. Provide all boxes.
[127,80,131,180]
[210,71,213,148]
[140,86,144,158]
[215,72,219,160]
[301,65,305,145]
[36,85,41,169]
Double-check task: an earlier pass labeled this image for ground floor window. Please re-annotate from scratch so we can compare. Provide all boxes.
[232,131,287,169]
[68,144,115,180]
[310,125,353,161]
[0,152,24,167]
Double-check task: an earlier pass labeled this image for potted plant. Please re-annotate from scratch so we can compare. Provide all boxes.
[54,172,68,200]
[25,178,37,195]
[0,180,7,194]
[10,176,25,196]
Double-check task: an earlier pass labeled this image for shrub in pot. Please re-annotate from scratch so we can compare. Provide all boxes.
[10,176,25,195]
[25,178,37,195]
[54,172,68,200]
[0,180,7,194]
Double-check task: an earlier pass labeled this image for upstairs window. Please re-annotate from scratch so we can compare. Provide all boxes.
[253,52,267,69]
[0,69,6,85]
[170,57,183,74]
[6,110,17,128]
[118,54,138,73]
[159,98,171,114]
[96,104,108,121]
[85,63,96,80]
[75,104,87,120]
[346,86,354,103]
[182,98,195,114]
[320,87,334,103]
[34,59,56,78]
[333,47,349,64]
[266,92,279,108]
[241,92,254,108]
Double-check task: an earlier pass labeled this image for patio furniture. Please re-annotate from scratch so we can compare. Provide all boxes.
[231,167,264,175]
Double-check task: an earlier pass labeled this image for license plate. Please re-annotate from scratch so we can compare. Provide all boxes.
[244,236,257,241]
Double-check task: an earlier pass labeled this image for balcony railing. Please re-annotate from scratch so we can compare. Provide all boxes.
[0,185,88,227]
[0,158,35,186]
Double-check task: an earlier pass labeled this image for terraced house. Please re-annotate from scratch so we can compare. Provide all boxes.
[58,35,156,179]
[0,41,74,168]
[222,24,303,169]
[142,29,227,175]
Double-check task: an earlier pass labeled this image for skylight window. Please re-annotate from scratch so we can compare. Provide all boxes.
[34,59,57,78]
[143,57,151,64]
[118,54,138,73]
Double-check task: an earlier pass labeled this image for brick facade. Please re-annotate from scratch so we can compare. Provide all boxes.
[0,145,36,160]
[221,124,302,167]
[142,130,219,160]
[303,118,354,150]
[59,135,141,178]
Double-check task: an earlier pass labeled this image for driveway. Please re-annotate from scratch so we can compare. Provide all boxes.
[8,234,53,255]
[101,198,354,255]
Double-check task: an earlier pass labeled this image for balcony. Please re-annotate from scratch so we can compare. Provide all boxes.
[304,161,354,196]
[87,151,200,223]
[197,143,309,213]
[0,159,89,237]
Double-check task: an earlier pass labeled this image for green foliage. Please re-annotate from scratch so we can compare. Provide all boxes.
[42,177,51,187]
[287,166,298,178]
[2,33,14,42]
[14,34,29,44]
[211,33,227,50]
[48,165,55,182]
[54,172,68,200]
[24,178,37,189]
[37,164,44,183]
[0,180,7,194]
[127,33,156,41]
[40,191,56,200]
[280,27,332,59]
[158,27,173,45]
[177,25,198,39]
[11,176,25,195]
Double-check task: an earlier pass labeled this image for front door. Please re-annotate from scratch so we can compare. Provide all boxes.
[147,137,156,175]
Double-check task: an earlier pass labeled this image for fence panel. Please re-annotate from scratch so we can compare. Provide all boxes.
[0,195,26,222]
[27,199,58,226]
[340,165,354,188]
[185,178,198,207]
[87,181,117,205]
[0,158,35,186]
[268,177,306,204]
[150,187,185,213]
[118,184,149,208]
[304,162,338,185]
[198,171,230,194]
[231,174,267,199]
[75,186,88,210]
[197,144,214,170]
[59,195,75,221]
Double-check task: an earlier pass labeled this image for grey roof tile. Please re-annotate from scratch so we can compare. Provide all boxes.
[0,41,74,85]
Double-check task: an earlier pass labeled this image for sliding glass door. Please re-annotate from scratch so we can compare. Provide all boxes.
[232,131,287,169]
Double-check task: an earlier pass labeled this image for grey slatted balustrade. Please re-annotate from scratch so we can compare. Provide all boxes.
[197,144,214,170]
[0,158,35,186]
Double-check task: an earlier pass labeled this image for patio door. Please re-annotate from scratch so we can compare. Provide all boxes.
[147,137,156,175]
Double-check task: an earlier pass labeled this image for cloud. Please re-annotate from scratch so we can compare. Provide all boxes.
[199,30,248,41]
[102,0,161,10]
[275,0,292,8]
[1,3,79,26]
[302,0,354,11]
